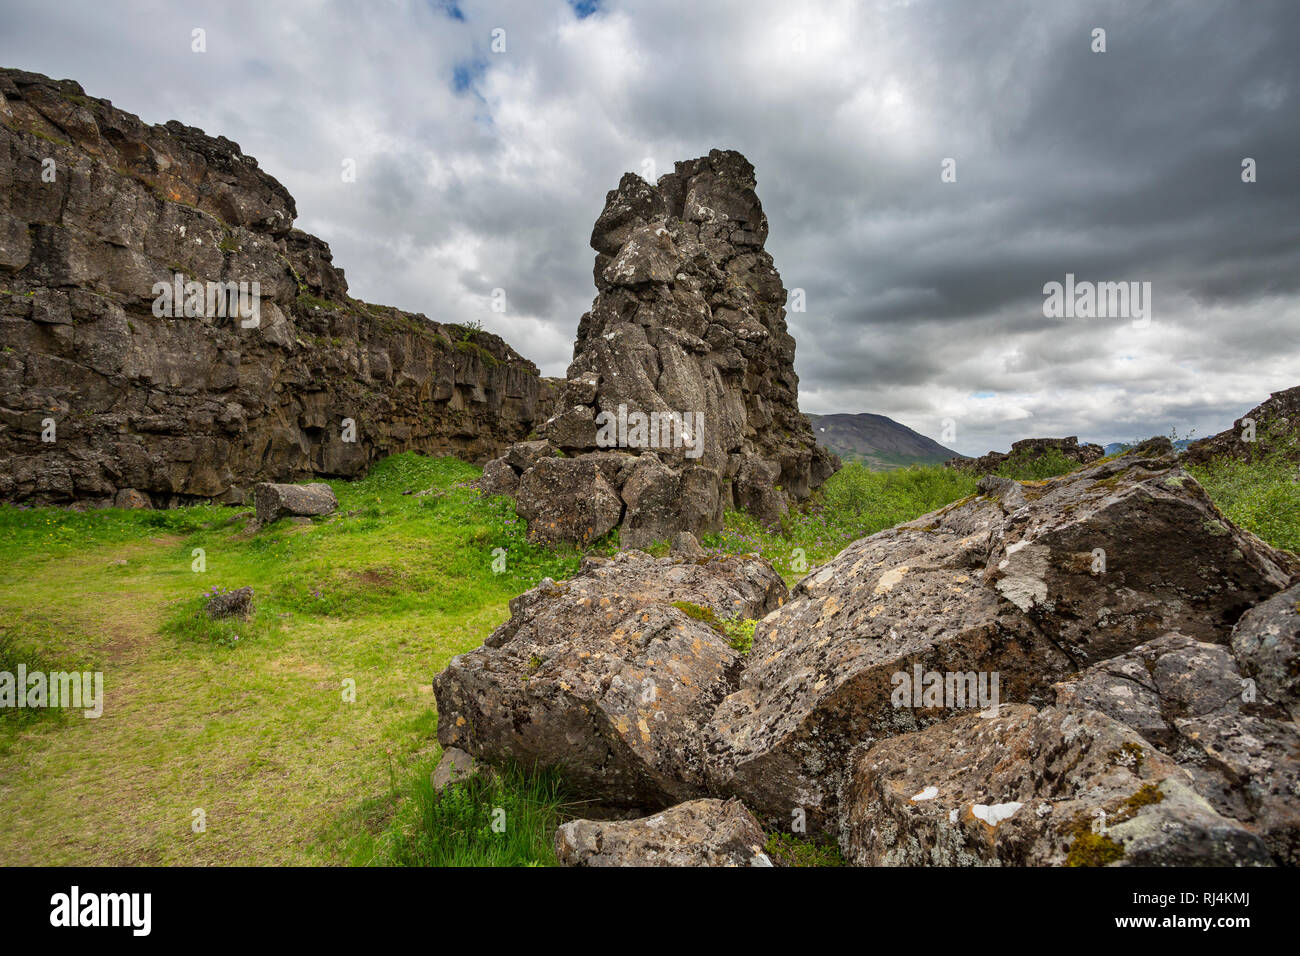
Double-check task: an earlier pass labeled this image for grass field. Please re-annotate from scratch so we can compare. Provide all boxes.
[0,446,1295,866]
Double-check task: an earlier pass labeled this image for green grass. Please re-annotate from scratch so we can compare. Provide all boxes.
[0,453,594,865]
[336,761,572,867]
[1187,432,1300,553]
[1,446,1294,867]
[993,447,1081,481]
[703,463,979,580]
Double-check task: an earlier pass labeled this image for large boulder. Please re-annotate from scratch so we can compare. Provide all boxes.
[491,149,837,545]
[843,704,1270,866]
[514,456,624,545]
[554,798,772,867]
[432,549,787,809]
[1231,581,1300,720]
[703,449,1298,833]
[253,481,338,524]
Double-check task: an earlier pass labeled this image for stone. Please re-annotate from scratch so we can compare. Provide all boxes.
[431,747,498,792]
[1186,385,1300,466]
[1231,581,1300,719]
[555,798,772,867]
[844,704,1270,866]
[514,457,623,545]
[670,531,706,558]
[1054,631,1300,864]
[205,586,254,620]
[112,488,151,509]
[478,457,519,498]
[703,451,1297,834]
[253,482,338,524]
[946,436,1106,474]
[433,549,787,808]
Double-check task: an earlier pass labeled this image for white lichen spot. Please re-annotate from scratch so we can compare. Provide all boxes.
[971,802,1023,826]
[911,786,939,802]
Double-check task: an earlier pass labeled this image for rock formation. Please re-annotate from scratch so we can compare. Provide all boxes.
[945,435,1105,475]
[478,150,838,547]
[0,68,543,507]
[1185,385,1300,466]
[434,445,1300,865]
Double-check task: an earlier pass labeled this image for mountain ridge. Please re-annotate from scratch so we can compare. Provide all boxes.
[805,412,961,469]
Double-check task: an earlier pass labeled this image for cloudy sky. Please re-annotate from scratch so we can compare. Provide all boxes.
[3,0,1297,455]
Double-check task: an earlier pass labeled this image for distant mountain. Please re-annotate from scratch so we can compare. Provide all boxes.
[806,413,962,470]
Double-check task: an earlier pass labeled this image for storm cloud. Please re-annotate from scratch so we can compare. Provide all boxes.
[2,0,1295,455]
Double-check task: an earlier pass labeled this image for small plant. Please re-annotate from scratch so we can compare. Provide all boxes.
[763,832,846,867]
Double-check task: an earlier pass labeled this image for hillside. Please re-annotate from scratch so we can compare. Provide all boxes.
[805,412,961,469]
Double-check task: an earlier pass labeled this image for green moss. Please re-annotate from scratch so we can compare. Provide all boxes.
[1118,783,1164,817]
[1066,830,1126,867]
[671,601,719,627]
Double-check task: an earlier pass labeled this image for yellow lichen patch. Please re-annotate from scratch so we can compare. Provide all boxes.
[868,604,885,618]
[637,717,651,741]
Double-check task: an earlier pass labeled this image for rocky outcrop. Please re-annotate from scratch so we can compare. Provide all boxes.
[704,450,1297,834]
[1185,385,1300,466]
[434,445,1300,864]
[946,436,1105,475]
[432,549,787,810]
[554,798,772,867]
[0,68,543,507]
[480,150,838,547]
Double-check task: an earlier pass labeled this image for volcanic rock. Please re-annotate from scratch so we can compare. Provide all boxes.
[483,149,838,546]
[432,549,787,809]
[0,68,543,506]
[554,798,772,867]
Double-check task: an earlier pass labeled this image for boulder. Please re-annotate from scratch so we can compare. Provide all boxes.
[704,450,1298,833]
[1231,581,1300,719]
[946,436,1106,474]
[843,704,1270,866]
[514,457,623,545]
[112,488,151,509]
[253,482,338,524]
[478,457,519,498]
[433,549,787,808]
[1186,385,1300,466]
[555,798,772,867]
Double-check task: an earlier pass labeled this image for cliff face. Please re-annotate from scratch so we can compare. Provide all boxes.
[0,68,542,506]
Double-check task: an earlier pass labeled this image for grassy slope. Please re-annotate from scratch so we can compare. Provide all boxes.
[0,455,589,865]
[0,448,1294,866]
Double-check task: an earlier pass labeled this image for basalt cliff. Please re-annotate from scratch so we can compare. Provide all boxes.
[0,68,546,507]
